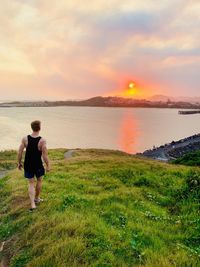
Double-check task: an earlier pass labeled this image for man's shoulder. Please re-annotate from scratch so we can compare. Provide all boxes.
[22,136,28,142]
[20,136,28,147]
[39,137,47,146]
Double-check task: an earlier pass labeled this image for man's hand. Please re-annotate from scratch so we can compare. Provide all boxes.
[18,163,23,170]
[18,137,26,171]
[46,165,51,172]
[41,139,50,173]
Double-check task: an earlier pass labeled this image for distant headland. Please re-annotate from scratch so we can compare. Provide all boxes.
[1,96,200,109]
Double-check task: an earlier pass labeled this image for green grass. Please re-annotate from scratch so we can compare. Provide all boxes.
[0,149,199,267]
[172,150,200,166]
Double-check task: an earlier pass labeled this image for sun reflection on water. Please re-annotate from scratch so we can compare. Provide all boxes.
[118,111,138,154]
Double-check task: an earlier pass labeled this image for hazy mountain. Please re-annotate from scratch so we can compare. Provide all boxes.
[148,95,174,102]
[177,96,200,104]
[148,95,200,104]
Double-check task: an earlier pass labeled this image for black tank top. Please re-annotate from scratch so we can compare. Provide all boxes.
[24,135,43,172]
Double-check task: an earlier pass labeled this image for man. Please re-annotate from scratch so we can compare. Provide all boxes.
[18,120,50,211]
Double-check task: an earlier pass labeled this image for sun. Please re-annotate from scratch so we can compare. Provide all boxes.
[128,82,136,95]
[128,82,135,89]
[111,80,142,98]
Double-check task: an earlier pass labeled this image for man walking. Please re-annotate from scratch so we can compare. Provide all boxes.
[18,120,50,211]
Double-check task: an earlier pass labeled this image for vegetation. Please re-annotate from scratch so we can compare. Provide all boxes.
[173,150,200,166]
[0,149,199,266]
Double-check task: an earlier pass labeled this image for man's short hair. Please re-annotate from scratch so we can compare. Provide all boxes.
[31,120,41,132]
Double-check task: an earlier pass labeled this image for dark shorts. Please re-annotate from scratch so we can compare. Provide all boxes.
[24,167,45,179]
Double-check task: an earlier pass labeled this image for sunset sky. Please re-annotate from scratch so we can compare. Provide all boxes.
[0,0,200,100]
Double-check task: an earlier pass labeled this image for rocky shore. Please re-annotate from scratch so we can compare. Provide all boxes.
[140,134,200,161]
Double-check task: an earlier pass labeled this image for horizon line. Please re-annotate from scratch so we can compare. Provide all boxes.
[1,94,200,103]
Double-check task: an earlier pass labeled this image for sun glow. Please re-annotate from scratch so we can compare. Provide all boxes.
[127,82,136,96]
[107,79,151,99]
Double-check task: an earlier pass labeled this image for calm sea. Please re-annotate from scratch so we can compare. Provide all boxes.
[0,106,200,153]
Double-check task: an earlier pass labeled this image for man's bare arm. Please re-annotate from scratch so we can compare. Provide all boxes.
[18,138,26,170]
[41,140,50,171]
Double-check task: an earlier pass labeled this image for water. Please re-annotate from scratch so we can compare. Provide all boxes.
[0,106,200,153]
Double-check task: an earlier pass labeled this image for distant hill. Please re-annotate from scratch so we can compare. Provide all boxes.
[178,96,200,104]
[149,95,200,104]
[1,96,200,109]
[148,95,174,102]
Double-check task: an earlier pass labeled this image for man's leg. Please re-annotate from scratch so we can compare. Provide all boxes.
[35,177,42,201]
[28,178,36,209]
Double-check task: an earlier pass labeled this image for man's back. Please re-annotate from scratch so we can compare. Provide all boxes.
[24,135,43,172]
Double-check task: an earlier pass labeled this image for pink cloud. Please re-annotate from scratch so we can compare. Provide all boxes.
[0,0,200,100]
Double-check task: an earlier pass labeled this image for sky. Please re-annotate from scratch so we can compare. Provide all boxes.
[0,0,200,101]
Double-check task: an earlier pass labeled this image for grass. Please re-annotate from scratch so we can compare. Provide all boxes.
[172,150,200,166]
[0,148,199,267]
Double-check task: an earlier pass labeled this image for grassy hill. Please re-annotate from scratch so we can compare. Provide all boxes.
[0,149,199,267]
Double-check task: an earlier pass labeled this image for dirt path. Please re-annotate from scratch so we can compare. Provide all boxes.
[0,258,7,267]
[0,171,7,179]
[0,241,7,267]
[64,149,75,159]
[0,175,8,267]
[0,171,9,267]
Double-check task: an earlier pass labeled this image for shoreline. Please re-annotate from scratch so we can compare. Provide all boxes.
[1,105,200,110]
